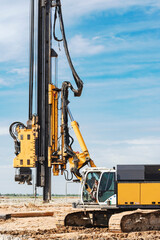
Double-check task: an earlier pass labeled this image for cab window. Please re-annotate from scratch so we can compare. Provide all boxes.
[82,172,101,202]
[98,172,115,202]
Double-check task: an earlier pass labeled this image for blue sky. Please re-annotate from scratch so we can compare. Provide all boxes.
[0,0,160,194]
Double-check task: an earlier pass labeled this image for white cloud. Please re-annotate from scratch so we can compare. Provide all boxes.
[90,139,160,167]
[98,34,160,56]
[0,67,29,88]
[85,62,160,77]
[0,68,29,88]
[0,164,12,169]
[127,138,160,145]
[85,84,160,102]
[0,127,9,136]
[10,68,28,76]
[86,77,160,88]
[0,0,159,64]
[0,0,29,62]
[62,0,160,24]
[91,137,160,146]
[0,89,28,97]
[69,35,105,56]
[0,78,8,87]
[112,88,160,101]
[51,34,105,84]
[105,20,160,37]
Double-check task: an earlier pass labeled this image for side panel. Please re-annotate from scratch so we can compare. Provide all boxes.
[118,183,140,205]
[118,182,160,206]
[48,84,58,168]
[13,128,38,168]
[141,183,160,205]
[117,165,144,181]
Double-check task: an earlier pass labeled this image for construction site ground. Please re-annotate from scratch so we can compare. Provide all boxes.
[0,196,160,240]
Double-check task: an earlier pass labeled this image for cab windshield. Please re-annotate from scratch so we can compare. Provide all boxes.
[82,172,101,202]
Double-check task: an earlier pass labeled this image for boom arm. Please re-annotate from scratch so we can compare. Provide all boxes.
[68,120,96,181]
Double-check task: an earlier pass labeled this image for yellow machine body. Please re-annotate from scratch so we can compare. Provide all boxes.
[141,183,160,205]
[13,83,95,180]
[48,84,58,168]
[118,182,160,206]
[48,83,68,176]
[13,124,38,168]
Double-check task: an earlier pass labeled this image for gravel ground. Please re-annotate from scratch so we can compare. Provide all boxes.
[1,197,160,239]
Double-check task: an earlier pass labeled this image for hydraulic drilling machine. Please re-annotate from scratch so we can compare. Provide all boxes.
[9,0,160,232]
[10,0,95,202]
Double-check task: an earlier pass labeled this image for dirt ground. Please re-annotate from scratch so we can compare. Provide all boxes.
[0,197,160,240]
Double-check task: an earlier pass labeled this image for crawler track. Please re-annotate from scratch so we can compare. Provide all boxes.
[65,208,160,232]
[109,210,160,232]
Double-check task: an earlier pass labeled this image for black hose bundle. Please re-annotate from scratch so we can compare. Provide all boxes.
[9,122,26,140]
[9,122,26,155]
[53,0,84,179]
[61,81,75,156]
[53,0,83,97]
[64,169,73,181]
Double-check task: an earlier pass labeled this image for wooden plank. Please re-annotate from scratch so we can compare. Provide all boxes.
[11,211,54,218]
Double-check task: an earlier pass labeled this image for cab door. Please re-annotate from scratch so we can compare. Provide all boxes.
[98,172,116,203]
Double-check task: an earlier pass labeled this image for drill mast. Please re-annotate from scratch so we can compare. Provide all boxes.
[10,0,95,202]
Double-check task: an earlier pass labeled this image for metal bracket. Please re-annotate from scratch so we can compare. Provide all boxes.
[51,0,56,7]
[39,156,45,164]
[51,0,61,7]
[41,0,46,7]
[51,48,58,57]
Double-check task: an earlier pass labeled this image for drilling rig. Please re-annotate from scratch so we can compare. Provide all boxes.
[10,0,95,202]
[9,0,160,232]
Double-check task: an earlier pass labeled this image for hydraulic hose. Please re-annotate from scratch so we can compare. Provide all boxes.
[9,122,27,156]
[53,0,85,180]
[61,81,75,156]
[54,0,83,97]
[63,169,73,181]
[9,122,26,140]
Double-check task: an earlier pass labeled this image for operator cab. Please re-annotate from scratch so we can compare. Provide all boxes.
[81,168,116,206]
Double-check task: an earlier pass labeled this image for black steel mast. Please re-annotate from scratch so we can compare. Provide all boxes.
[10,0,84,200]
[29,0,34,121]
[37,0,52,202]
